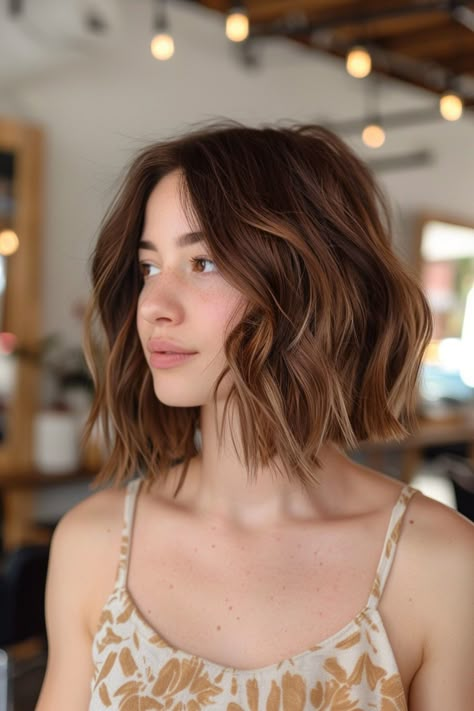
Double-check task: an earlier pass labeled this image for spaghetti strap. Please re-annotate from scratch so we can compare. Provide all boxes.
[114,478,143,590]
[366,484,417,609]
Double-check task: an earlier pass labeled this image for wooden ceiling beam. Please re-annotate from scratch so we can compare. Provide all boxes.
[190,0,224,12]
[384,26,474,59]
[248,1,453,35]
[312,42,471,98]
[190,0,455,33]
[190,0,356,22]
[444,51,474,74]
[246,0,354,23]
[188,0,474,106]
[332,11,447,43]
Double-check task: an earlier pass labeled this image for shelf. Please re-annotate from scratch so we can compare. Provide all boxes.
[0,468,98,490]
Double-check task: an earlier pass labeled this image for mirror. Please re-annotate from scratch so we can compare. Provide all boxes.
[417,216,474,416]
[0,118,43,473]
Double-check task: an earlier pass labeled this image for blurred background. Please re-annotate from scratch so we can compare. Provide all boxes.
[0,1,473,708]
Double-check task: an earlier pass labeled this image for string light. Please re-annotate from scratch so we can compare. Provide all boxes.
[151,33,174,60]
[361,77,385,149]
[362,123,386,148]
[439,91,463,121]
[151,0,174,60]
[226,4,249,42]
[346,45,372,78]
[0,229,19,256]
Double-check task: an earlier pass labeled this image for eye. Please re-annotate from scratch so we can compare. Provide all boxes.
[139,262,159,279]
[190,256,218,274]
[138,256,218,280]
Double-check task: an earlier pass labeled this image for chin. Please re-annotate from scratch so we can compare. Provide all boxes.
[150,381,205,408]
[154,393,204,408]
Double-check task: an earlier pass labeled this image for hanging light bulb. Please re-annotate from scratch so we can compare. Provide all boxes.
[439,91,463,121]
[226,4,249,42]
[346,45,372,78]
[151,33,174,60]
[0,229,19,256]
[151,0,174,60]
[361,77,385,148]
[362,122,386,149]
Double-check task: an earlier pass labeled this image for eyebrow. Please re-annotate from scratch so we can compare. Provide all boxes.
[138,231,204,251]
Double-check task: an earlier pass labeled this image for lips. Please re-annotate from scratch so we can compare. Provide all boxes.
[147,338,197,355]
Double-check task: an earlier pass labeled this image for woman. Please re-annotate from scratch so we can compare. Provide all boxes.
[36,121,473,710]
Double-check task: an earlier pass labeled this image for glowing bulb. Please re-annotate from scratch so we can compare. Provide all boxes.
[362,123,385,148]
[151,32,174,60]
[346,46,372,78]
[226,9,249,42]
[0,229,19,256]
[439,92,463,121]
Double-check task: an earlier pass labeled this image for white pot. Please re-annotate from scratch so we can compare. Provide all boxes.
[33,410,80,474]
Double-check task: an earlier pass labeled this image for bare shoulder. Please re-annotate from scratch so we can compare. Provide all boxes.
[398,493,474,708]
[402,490,474,632]
[358,462,473,551]
[35,484,128,709]
[51,482,127,634]
[357,464,473,619]
[54,482,125,553]
[406,488,474,563]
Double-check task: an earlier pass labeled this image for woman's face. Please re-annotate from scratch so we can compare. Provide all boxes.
[137,170,246,407]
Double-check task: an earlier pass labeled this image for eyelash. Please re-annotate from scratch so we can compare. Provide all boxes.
[139,257,217,279]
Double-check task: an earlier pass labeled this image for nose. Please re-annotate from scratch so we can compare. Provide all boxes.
[137,272,185,325]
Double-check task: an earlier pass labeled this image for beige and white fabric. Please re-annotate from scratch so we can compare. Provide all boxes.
[89,478,416,710]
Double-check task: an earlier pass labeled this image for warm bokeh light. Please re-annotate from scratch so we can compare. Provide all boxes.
[225,10,249,42]
[0,229,19,256]
[0,331,17,354]
[346,46,372,78]
[362,123,386,148]
[439,92,463,121]
[150,33,175,60]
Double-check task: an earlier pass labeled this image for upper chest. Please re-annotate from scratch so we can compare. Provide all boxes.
[129,502,418,686]
[90,490,422,699]
[130,507,375,623]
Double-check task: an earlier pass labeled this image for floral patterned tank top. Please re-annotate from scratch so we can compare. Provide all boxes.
[89,478,417,710]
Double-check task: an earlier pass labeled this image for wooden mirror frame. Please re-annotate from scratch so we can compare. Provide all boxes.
[0,117,43,474]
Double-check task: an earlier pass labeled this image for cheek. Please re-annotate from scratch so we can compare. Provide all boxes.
[136,304,147,341]
[204,291,247,344]
[135,281,246,344]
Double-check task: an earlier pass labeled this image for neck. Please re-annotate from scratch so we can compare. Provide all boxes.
[172,399,353,529]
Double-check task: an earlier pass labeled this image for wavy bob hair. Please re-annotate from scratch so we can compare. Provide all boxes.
[83,119,433,495]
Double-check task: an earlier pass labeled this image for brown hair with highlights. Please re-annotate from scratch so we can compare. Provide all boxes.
[82,119,433,495]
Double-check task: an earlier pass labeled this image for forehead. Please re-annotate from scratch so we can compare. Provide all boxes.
[146,170,185,214]
[142,170,193,236]
[152,169,183,199]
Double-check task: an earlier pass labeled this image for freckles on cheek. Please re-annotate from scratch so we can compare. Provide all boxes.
[219,294,247,335]
[199,288,245,340]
